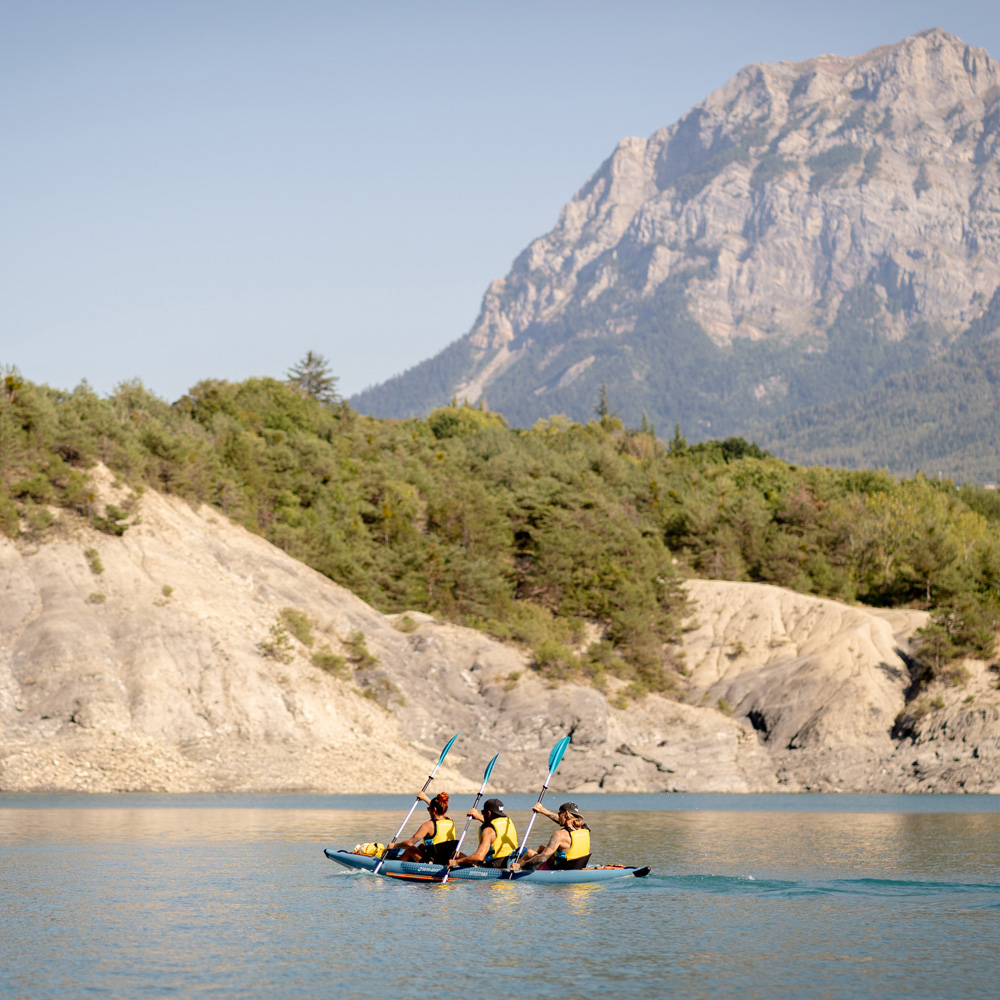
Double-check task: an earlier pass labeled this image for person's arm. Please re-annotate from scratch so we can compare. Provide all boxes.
[532,803,559,824]
[415,791,431,805]
[511,829,568,870]
[450,825,494,866]
[390,819,433,849]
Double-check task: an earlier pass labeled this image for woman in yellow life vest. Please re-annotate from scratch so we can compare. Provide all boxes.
[509,801,591,871]
[388,791,458,864]
[448,798,519,869]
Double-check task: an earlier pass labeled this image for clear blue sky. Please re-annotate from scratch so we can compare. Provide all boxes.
[3,1,998,401]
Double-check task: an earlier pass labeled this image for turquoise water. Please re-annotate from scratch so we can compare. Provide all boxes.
[1,794,999,999]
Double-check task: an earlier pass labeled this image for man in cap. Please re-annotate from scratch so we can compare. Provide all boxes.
[448,798,519,869]
[509,801,591,871]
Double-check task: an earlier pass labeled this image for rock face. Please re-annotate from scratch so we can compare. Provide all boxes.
[352,29,1000,454]
[2,471,998,794]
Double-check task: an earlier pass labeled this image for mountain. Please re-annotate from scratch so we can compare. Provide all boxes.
[352,29,1000,478]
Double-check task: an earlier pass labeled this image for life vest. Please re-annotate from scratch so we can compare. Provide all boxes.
[481,816,518,861]
[423,817,457,848]
[554,827,591,870]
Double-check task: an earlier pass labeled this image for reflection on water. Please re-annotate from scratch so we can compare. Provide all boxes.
[1,798,999,1000]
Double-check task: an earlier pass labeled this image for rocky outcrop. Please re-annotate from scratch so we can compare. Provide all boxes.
[461,28,1000,361]
[2,470,998,793]
[352,28,1000,456]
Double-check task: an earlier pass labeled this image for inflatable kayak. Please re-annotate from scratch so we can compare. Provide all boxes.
[324,849,650,883]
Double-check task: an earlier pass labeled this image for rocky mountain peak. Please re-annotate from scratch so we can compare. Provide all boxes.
[352,30,1000,464]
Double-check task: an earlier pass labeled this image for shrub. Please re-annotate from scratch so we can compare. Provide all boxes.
[87,592,106,604]
[312,648,347,676]
[345,630,378,667]
[258,623,294,662]
[84,548,104,575]
[393,615,418,633]
[279,607,314,646]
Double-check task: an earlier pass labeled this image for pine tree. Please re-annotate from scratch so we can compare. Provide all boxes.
[669,423,688,456]
[286,351,339,405]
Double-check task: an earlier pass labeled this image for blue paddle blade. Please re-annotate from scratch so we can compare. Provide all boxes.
[482,751,502,783]
[437,733,461,766]
[547,736,571,773]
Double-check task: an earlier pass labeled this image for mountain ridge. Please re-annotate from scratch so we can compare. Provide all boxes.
[353,28,1000,479]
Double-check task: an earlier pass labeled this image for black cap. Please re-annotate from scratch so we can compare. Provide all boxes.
[559,802,582,817]
[482,798,505,816]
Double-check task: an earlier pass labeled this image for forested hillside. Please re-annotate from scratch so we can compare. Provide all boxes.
[757,293,1000,483]
[2,367,998,694]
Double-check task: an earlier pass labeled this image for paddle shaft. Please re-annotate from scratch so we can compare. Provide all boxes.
[511,773,556,865]
[372,732,460,875]
[440,751,501,883]
[438,790,485,884]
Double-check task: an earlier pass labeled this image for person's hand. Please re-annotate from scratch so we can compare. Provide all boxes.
[447,859,458,868]
[416,791,431,804]
[510,862,521,871]
[532,802,546,814]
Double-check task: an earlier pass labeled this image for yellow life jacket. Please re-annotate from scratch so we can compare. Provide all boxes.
[482,816,518,861]
[555,827,591,867]
[425,817,457,847]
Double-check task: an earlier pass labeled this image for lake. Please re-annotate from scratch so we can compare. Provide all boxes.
[1,794,998,999]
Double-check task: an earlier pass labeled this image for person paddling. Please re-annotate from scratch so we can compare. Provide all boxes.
[387,791,457,863]
[448,798,518,869]
[509,801,591,871]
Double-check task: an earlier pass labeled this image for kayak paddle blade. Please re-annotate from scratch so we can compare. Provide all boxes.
[482,751,501,784]
[547,736,571,774]
[437,732,461,767]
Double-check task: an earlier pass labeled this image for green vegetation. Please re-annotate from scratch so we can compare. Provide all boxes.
[84,548,104,575]
[750,152,795,190]
[257,622,294,663]
[161,584,173,598]
[807,144,863,192]
[311,648,348,676]
[3,366,1000,697]
[286,351,340,405]
[279,607,315,647]
[667,124,770,202]
[759,289,1000,483]
[344,630,378,668]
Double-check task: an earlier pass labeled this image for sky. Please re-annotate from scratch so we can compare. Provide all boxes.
[3,1,999,402]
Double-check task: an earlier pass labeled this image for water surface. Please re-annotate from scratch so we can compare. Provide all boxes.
[1,794,998,999]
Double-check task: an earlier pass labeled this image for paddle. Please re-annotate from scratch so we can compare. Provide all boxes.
[439,751,502,884]
[509,735,571,868]
[372,732,461,875]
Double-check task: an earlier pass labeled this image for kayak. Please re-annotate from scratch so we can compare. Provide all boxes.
[324,848,650,883]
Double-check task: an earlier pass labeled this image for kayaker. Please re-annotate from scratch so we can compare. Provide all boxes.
[387,791,458,863]
[509,801,591,871]
[448,798,518,869]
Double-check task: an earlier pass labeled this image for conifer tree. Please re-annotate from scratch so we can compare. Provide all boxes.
[669,423,687,455]
[286,351,339,405]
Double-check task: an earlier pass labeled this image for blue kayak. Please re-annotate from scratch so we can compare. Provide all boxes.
[324,849,650,883]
